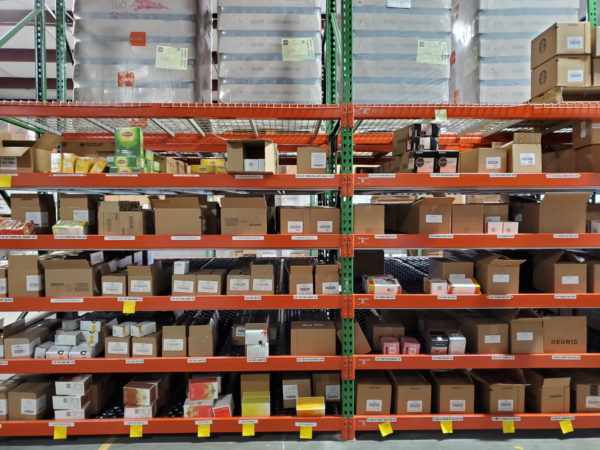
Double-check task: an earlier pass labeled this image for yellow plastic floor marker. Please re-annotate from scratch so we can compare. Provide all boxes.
[197,424,210,437]
[53,426,67,440]
[503,421,515,434]
[435,109,448,122]
[130,424,143,438]
[560,420,574,434]
[0,176,12,188]
[441,421,453,434]
[299,426,313,440]
[123,300,136,314]
[378,422,393,437]
[242,423,255,437]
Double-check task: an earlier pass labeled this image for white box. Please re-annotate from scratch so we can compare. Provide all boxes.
[590,220,600,233]
[486,221,503,235]
[245,329,268,346]
[34,341,54,359]
[246,343,269,357]
[130,322,157,338]
[214,394,234,417]
[55,374,92,396]
[124,403,156,419]
[112,322,137,338]
[52,394,87,410]
[445,330,466,355]
[174,261,190,275]
[81,330,103,345]
[69,344,101,359]
[244,159,262,172]
[61,318,80,331]
[46,345,73,360]
[503,222,519,234]
[54,402,90,420]
[79,319,105,333]
[55,331,84,346]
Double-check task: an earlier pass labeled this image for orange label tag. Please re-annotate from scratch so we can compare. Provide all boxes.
[130,32,147,46]
[118,72,135,87]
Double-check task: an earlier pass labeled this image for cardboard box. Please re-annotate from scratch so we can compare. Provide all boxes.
[312,372,341,403]
[573,121,600,149]
[279,207,310,234]
[594,58,600,86]
[309,207,339,234]
[459,147,507,173]
[519,193,591,233]
[296,397,325,417]
[241,392,271,417]
[151,197,206,235]
[42,259,93,297]
[251,263,275,294]
[556,148,577,173]
[543,150,559,173]
[355,372,392,415]
[196,269,226,295]
[289,264,313,295]
[389,371,431,415]
[59,195,99,230]
[162,325,187,357]
[475,254,525,295]
[533,250,587,293]
[189,378,219,402]
[227,268,251,295]
[387,198,454,234]
[531,56,591,99]
[0,268,6,298]
[575,145,600,172]
[220,197,268,235]
[102,273,127,296]
[0,133,57,173]
[55,374,92,396]
[429,259,474,282]
[0,378,23,420]
[128,262,164,296]
[315,264,339,295]
[525,370,570,413]
[531,22,591,69]
[507,310,544,354]
[7,254,43,297]
[172,274,196,296]
[282,374,312,409]
[52,391,91,410]
[290,321,336,355]
[11,193,56,232]
[432,371,475,414]
[543,316,587,353]
[104,336,130,357]
[240,373,270,395]
[506,133,543,173]
[588,261,600,292]
[214,394,234,417]
[156,156,179,173]
[366,315,405,352]
[123,381,158,407]
[4,324,49,358]
[354,205,385,234]
[188,318,217,357]
[483,204,509,224]
[472,370,528,414]
[571,371,600,412]
[226,140,278,174]
[452,204,484,234]
[297,147,327,174]
[97,201,153,236]
[459,315,509,354]
[8,381,52,420]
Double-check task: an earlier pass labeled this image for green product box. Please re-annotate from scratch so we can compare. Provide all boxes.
[113,155,145,168]
[114,127,144,156]
[153,161,160,172]
[108,166,146,174]
[145,150,155,162]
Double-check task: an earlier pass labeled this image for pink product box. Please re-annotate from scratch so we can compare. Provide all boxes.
[380,337,400,355]
[400,336,420,355]
[486,221,503,234]
[503,222,519,234]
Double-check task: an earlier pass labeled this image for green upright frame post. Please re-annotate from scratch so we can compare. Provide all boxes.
[340,0,355,420]
[325,0,338,208]
[34,0,47,102]
[590,0,598,27]
[55,0,67,103]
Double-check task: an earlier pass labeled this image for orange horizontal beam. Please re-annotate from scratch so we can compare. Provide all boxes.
[353,354,600,371]
[0,356,345,374]
[0,416,344,437]
[1,295,344,312]
[0,234,343,250]
[353,293,600,310]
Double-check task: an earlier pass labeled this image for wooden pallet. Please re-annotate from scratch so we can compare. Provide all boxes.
[530,86,600,103]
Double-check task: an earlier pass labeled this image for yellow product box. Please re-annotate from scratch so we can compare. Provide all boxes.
[50,153,62,173]
[75,157,93,173]
[61,153,76,173]
[145,150,155,162]
[241,391,271,417]
[201,158,226,168]
[90,157,107,174]
[216,167,227,174]
[52,220,89,236]
[296,397,325,417]
[190,165,214,174]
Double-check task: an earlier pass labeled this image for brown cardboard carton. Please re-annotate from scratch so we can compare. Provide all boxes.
[297,147,327,174]
[312,372,341,403]
[594,58,600,85]
[432,371,475,414]
[519,193,591,233]
[241,373,270,395]
[315,264,339,295]
[161,325,187,357]
[594,27,600,57]
[105,336,130,357]
[151,197,206,235]
[429,259,474,282]
[59,194,99,231]
[472,370,528,414]
[355,372,392,415]
[0,268,6,298]
[452,204,484,234]
[220,197,268,235]
[573,121,600,149]
[0,319,26,358]
[482,204,509,223]
[4,324,49,358]
[365,315,405,352]
[335,319,372,354]
[7,254,43,297]
[102,273,127,297]
[525,370,570,413]
[555,148,576,172]
[387,197,454,234]
[588,261,600,292]
[172,274,197,296]
[8,381,52,420]
[290,321,336,355]
[61,141,114,158]
[128,262,165,296]
[88,375,111,416]
[575,145,600,172]
[533,250,587,293]
[354,205,385,234]
[188,317,217,357]
[459,147,507,173]
[42,259,94,297]
[279,207,310,234]
[506,133,543,173]
[0,133,58,173]
[459,314,509,354]
[0,378,23,420]
[156,156,179,173]
[309,207,340,234]
[531,56,591,99]
[132,331,162,357]
[97,201,154,236]
[354,250,384,277]
[282,374,311,408]
[543,151,559,173]
[226,140,278,174]
[389,371,431,414]
[227,268,251,295]
[196,269,226,295]
[11,193,56,232]
[543,316,587,353]
[531,22,591,69]
[571,371,600,412]
[475,254,525,295]
[251,263,275,295]
[507,310,544,354]
[289,264,313,295]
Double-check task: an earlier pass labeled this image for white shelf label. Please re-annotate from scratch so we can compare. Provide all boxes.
[430,173,459,178]
[554,234,578,239]
[0,361,7,366]
[433,417,463,422]
[124,421,148,426]
[374,295,396,300]
[366,417,397,423]
[53,174,84,177]
[188,358,207,364]
[368,174,396,179]
[49,422,75,427]
[0,235,37,239]
[238,420,258,424]
[489,173,517,178]
[195,420,213,425]
[125,359,144,365]
[0,298,13,303]
[488,295,512,300]
[552,355,581,360]
[50,298,84,303]
[174,174,199,178]
[104,236,135,241]
[297,357,325,363]
[244,296,261,301]
[374,235,397,240]
[118,297,143,302]
[375,356,402,362]
[546,174,580,179]
[51,360,75,365]
[294,295,318,300]
[497,234,515,239]
[432,355,454,361]
[170,296,195,302]
[171,236,201,241]
[232,236,264,241]
[492,417,521,422]
[291,236,318,241]
[247,357,267,363]
[295,174,335,179]
[235,175,263,180]
[295,422,318,427]
[107,174,138,178]
[551,416,575,421]
[54,235,88,240]
[492,355,515,360]
[429,234,453,239]
[437,295,457,300]
[555,294,577,300]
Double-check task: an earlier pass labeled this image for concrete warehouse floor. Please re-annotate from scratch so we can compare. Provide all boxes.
[2,430,600,450]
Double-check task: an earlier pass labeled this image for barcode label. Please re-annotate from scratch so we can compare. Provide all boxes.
[171,236,201,241]
[247,357,267,363]
[104,236,135,241]
[375,356,402,362]
[291,236,318,241]
[232,236,264,241]
[366,399,383,412]
[429,234,453,239]
[552,355,581,360]
[449,399,466,412]
[297,357,325,362]
[489,295,512,300]
[498,399,514,412]
[492,355,515,360]
[432,355,454,361]
[188,358,207,364]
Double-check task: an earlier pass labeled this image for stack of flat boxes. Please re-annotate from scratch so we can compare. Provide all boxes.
[353,0,452,104]
[451,0,580,103]
[217,0,322,104]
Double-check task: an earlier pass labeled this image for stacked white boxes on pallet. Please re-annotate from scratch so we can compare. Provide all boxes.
[451,0,580,104]
[73,0,212,103]
[353,0,452,104]
[217,0,323,104]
